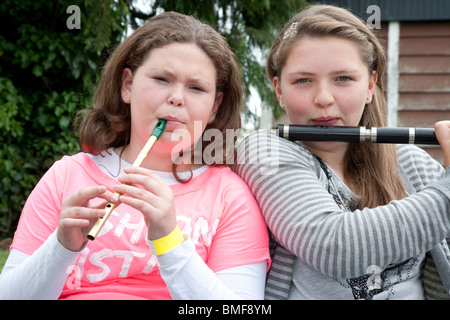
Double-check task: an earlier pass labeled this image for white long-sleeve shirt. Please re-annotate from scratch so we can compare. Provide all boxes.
[0,231,266,299]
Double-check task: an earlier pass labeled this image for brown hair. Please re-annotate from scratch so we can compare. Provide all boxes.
[268,5,406,208]
[77,11,243,180]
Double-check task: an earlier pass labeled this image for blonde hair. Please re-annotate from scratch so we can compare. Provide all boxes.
[77,12,243,180]
[268,5,406,208]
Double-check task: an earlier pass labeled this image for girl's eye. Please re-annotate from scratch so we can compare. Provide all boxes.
[154,77,169,83]
[191,86,206,92]
[295,78,310,84]
[337,76,350,82]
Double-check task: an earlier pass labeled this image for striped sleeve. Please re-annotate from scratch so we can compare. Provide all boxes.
[235,130,450,279]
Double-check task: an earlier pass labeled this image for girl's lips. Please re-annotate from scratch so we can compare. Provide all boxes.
[311,117,339,126]
[162,116,184,124]
[159,117,186,132]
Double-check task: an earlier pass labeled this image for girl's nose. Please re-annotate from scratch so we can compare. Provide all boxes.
[313,83,335,108]
[168,86,184,107]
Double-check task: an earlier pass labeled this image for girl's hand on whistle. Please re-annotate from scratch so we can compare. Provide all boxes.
[435,120,450,168]
[114,166,177,240]
[58,186,118,252]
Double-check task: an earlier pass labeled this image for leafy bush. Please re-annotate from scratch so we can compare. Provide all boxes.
[0,250,9,273]
[0,0,128,237]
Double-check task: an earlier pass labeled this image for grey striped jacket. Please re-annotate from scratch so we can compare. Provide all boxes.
[235,129,450,299]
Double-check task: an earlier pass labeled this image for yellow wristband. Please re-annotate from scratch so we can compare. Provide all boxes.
[148,226,185,255]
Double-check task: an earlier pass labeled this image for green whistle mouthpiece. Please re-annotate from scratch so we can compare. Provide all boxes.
[152,119,166,139]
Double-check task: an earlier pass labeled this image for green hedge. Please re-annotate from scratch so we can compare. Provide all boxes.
[0,0,128,238]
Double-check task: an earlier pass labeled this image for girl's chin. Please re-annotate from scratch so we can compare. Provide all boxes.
[302,140,348,151]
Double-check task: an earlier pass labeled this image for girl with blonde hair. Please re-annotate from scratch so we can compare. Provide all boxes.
[236,5,450,300]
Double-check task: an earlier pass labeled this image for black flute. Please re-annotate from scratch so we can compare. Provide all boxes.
[276,125,439,145]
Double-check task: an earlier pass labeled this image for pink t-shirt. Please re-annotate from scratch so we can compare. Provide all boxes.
[12,153,270,299]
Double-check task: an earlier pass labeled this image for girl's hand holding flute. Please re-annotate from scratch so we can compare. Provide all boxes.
[57,186,118,252]
[85,119,167,241]
[114,166,177,241]
[56,164,177,252]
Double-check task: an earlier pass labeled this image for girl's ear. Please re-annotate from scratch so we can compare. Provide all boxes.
[121,68,133,104]
[366,71,377,104]
[208,91,223,124]
[273,76,285,109]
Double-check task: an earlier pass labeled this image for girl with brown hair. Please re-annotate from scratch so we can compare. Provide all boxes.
[0,11,270,299]
[235,5,450,299]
